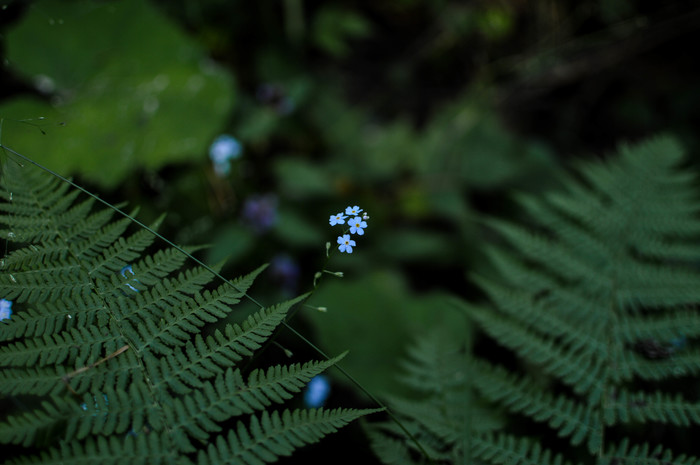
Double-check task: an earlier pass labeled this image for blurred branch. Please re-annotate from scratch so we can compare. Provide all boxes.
[499,7,700,98]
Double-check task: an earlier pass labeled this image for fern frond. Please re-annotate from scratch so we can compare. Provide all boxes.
[617,309,700,345]
[366,428,415,465]
[461,299,607,402]
[85,226,159,284]
[0,396,73,446]
[601,439,700,465]
[0,262,92,304]
[0,322,119,367]
[112,263,224,329]
[0,171,72,243]
[198,408,380,465]
[0,366,72,396]
[472,433,576,465]
[135,265,267,355]
[0,293,105,342]
[370,137,700,465]
[1,383,163,447]
[367,326,502,464]
[459,136,700,463]
[605,389,700,426]
[67,208,129,260]
[6,434,187,465]
[469,358,603,453]
[167,354,348,443]
[624,348,700,381]
[397,321,468,395]
[150,295,308,393]
[1,158,372,463]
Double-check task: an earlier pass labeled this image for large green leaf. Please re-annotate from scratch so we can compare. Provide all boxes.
[0,0,234,187]
[305,269,469,396]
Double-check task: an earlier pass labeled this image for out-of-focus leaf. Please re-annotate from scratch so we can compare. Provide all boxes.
[312,6,373,57]
[475,7,515,41]
[275,209,324,246]
[235,106,280,144]
[378,228,453,262]
[274,157,334,198]
[422,95,558,190]
[206,223,255,265]
[0,0,234,187]
[305,269,469,396]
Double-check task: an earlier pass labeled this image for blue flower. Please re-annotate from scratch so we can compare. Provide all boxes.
[120,265,140,292]
[670,334,687,350]
[329,213,347,226]
[256,83,296,116]
[348,217,367,235]
[337,234,356,253]
[209,134,242,176]
[80,393,110,413]
[304,375,331,408]
[242,194,278,233]
[0,299,12,321]
[270,254,300,295]
[345,205,363,216]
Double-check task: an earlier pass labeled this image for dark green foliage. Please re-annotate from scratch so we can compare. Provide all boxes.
[0,161,376,464]
[369,136,700,464]
[366,327,506,464]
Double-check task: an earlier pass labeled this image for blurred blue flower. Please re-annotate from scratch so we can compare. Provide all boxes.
[670,334,687,350]
[304,375,331,408]
[348,217,367,235]
[329,213,347,226]
[209,134,242,176]
[337,234,356,253]
[0,299,12,321]
[270,254,300,295]
[256,83,295,116]
[120,265,140,292]
[242,194,278,233]
[80,393,110,412]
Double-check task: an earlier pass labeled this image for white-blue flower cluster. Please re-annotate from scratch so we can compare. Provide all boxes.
[329,205,368,254]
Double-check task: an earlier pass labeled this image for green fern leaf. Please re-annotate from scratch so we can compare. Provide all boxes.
[369,136,700,465]
[149,294,308,393]
[367,325,502,464]
[460,136,700,462]
[0,157,373,463]
[601,438,700,465]
[472,433,576,465]
[167,353,348,442]
[6,434,188,465]
[605,389,700,426]
[198,408,380,465]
